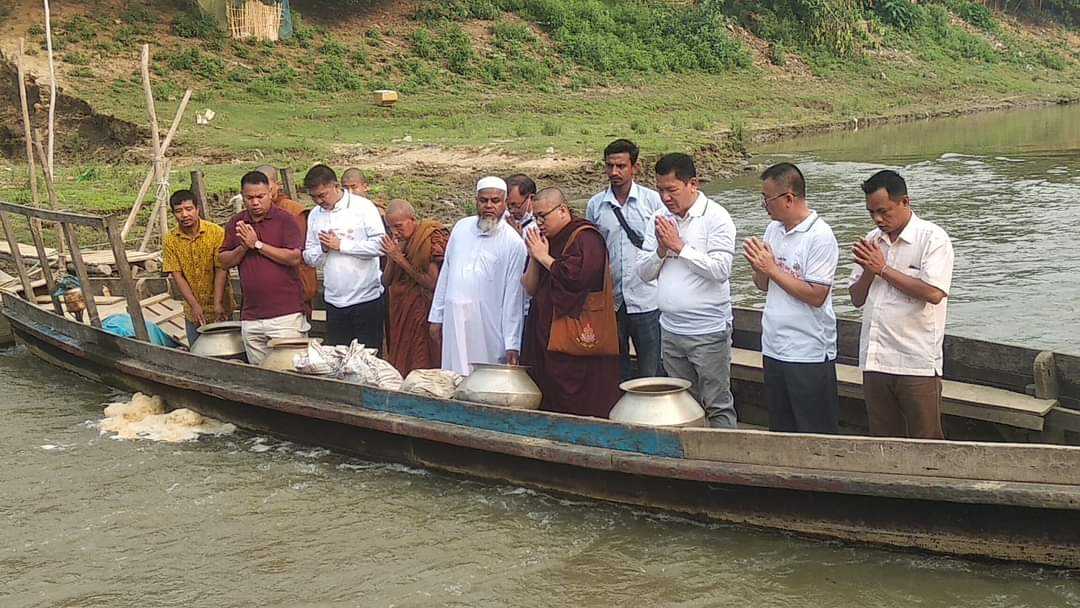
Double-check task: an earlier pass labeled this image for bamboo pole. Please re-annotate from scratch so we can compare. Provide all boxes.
[120,88,192,240]
[31,129,65,261]
[42,0,58,175]
[139,159,171,252]
[140,44,165,247]
[15,39,40,208]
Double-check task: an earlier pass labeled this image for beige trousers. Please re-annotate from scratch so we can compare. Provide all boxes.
[241,312,310,366]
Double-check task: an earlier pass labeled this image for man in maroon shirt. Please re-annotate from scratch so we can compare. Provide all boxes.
[219,171,309,365]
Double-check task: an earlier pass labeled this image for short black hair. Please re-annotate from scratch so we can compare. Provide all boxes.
[760,162,806,199]
[654,153,696,183]
[861,169,908,200]
[604,139,639,164]
[169,189,196,211]
[504,174,537,198]
[304,164,338,190]
[240,171,269,189]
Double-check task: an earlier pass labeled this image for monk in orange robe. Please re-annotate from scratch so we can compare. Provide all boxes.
[256,165,318,316]
[381,200,450,376]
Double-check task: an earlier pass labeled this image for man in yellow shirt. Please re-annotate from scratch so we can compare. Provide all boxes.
[162,189,234,346]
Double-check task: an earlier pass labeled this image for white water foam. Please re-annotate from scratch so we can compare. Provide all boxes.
[96,393,236,443]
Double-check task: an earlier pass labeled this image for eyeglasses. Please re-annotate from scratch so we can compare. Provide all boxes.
[533,205,565,224]
[762,191,793,208]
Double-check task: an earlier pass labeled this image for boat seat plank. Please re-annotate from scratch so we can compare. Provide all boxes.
[0,241,57,261]
[80,249,160,266]
[731,347,1057,431]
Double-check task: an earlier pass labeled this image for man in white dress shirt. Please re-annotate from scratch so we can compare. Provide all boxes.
[850,169,954,439]
[302,164,387,349]
[586,139,665,380]
[429,176,528,375]
[638,154,738,428]
[744,163,840,434]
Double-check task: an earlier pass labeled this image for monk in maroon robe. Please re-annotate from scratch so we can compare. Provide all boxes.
[381,200,449,376]
[522,188,621,418]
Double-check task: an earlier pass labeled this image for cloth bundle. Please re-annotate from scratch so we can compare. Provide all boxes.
[401,369,464,399]
[294,340,403,391]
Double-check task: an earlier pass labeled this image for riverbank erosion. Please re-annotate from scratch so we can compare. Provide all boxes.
[1,0,1078,229]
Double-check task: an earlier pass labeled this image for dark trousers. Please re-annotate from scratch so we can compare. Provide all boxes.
[764,355,840,434]
[617,305,663,381]
[863,372,944,439]
[325,296,384,352]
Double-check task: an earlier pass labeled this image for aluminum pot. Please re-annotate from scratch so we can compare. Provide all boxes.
[190,321,246,360]
[453,363,542,409]
[260,337,316,372]
[610,377,707,427]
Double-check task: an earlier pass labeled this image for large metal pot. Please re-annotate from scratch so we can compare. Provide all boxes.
[453,363,542,409]
[260,337,316,372]
[610,377,707,427]
[190,321,246,360]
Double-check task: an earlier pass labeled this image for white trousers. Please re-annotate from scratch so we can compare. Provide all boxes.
[241,312,310,365]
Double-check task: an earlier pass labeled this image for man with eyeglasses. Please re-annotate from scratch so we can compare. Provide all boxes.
[638,153,738,428]
[744,163,840,434]
[849,169,954,439]
[586,139,665,380]
[520,188,620,418]
[504,174,537,235]
[429,176,528,374]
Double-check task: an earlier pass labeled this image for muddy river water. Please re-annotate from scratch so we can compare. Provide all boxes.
[3,105,1080,606]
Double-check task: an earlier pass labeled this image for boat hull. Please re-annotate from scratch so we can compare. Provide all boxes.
[5,294,1080,569]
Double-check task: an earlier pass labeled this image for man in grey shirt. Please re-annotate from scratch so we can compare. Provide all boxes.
[586,139,665,380]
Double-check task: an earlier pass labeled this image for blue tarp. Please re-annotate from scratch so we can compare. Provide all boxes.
[102,314,180,348]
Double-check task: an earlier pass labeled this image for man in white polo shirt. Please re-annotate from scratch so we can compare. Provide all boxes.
[302,164,387,350]
[744,163,840,434]
[638,153,738,428]
[586,138,665,380]
[850,169,954,439]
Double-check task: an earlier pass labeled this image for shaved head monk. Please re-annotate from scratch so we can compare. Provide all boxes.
[381,200,450,375]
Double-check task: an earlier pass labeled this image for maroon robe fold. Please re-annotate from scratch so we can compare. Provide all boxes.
[522,218,621,418]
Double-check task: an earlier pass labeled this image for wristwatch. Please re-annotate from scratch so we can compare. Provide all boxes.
[254,240,264,251]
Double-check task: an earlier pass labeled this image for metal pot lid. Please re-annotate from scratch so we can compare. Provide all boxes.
[198,321,242,334]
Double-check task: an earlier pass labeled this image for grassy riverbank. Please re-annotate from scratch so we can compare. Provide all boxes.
[1,0,1078,240]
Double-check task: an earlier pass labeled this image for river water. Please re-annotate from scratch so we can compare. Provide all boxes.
[3,106,1080,607]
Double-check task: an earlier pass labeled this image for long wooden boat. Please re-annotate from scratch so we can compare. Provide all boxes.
[2,200,1079,569]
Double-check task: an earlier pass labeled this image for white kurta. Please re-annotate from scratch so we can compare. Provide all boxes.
[428,217,528,375]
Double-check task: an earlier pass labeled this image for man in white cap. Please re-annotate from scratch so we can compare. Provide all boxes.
[428,177,528,375]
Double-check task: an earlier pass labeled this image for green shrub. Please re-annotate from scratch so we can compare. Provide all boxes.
[70,66,94,79]
[60,15,97,42]
[410,28,439,59]
[873,0,922,29]
[174,9,221,39]
[64,51,90,66]
[269,65,299,85]
[312,56,365,92]
[491,22,535,48]
[247,77,294,101]
[320,38,349,58]
[227,68,252,83]
[1037,48,1067,70]
[166,48,226,80]
[948,0,998,31]
[541,120,562,136]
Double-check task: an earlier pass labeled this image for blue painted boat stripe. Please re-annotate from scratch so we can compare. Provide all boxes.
[363,390,686,459]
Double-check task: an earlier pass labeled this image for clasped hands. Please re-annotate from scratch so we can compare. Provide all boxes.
[852,238,886,275]
[742,236,779,277]
[654,216,684,257]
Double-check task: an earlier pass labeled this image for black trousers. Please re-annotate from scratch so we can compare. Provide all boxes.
[325,296,384,353]
[763,355,839,434]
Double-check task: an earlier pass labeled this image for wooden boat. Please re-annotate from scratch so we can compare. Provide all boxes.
[2,200,1079,569]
